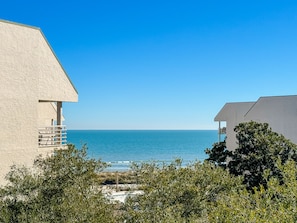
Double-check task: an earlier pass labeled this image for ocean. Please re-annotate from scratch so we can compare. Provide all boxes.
[67,130,219,171]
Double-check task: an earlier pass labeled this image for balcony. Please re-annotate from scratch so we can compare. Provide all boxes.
[38,125,67,148]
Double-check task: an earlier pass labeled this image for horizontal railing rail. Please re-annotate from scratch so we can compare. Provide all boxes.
[38,125,67,148]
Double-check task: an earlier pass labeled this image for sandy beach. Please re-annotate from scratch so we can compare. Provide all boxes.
[102,184,143,203]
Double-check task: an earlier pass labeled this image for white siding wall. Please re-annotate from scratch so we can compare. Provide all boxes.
[245,96,297,145]
[215,102,255,151]
[225,110,249,151]
[216,96,297,153]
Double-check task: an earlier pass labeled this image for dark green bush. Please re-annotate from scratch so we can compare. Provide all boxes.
[0,144,117,223]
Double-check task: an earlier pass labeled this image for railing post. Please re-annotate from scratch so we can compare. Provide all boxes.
[38,125,67,148]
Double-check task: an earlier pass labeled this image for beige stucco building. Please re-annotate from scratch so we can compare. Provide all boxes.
[0,20,78,183]
[215,95,297,151]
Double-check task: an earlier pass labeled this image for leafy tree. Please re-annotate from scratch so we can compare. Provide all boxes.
[228,121,297,190]
[206,121,297,190]
[122,160,242,222]
[0,144,117,223]
[205,140,231,169]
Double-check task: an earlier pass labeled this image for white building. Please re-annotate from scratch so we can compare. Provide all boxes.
[0,20,78,183]
[215,95,297,151]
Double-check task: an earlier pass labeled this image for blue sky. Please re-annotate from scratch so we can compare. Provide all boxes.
[2,1,297,129]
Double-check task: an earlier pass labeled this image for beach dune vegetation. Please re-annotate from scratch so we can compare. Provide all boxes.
[209,160,297,222]
[0,144,117,223]
[122,160,242,222]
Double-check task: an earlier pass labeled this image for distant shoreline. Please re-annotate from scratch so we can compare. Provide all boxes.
[68,130,218,171]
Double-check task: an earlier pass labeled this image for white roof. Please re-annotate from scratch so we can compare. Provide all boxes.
[214,102,255,121]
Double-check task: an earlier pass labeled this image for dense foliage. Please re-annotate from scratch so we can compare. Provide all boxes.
[205,140,231,169]
[206,121,297,190]
[122,160,242,222]
[0,144,116,223]
[209,160,297,222]
[229,121,297,189]
[2,122,297,222]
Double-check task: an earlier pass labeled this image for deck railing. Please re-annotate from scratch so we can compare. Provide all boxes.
[38,125,67,148]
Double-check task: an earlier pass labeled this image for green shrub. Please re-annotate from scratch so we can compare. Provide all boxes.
[122,160,242,222]
[209,160,297,223]
[0,144,117,223]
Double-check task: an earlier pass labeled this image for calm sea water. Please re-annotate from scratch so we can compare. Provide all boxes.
[67,130,219,171]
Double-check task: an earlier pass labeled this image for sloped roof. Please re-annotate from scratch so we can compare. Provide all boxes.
[215,95,297,122]
[245,95,297,120]
[214,102,255,121]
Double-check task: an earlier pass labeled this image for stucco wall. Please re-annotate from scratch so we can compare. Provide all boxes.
[0,22,39,182]
[36,32,78,102]
[37,102,65,127]
[0,20,78,184]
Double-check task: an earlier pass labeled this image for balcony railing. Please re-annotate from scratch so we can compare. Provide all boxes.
[38,125,67,148]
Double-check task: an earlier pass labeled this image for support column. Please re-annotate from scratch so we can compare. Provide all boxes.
[57,102,62,145]
[57,102,62,126]
[218,121,221,142]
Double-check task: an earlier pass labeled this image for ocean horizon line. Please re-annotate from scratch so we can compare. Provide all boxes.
[67,130,220,171]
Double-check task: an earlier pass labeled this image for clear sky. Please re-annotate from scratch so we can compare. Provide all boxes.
[1,1,297,130]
